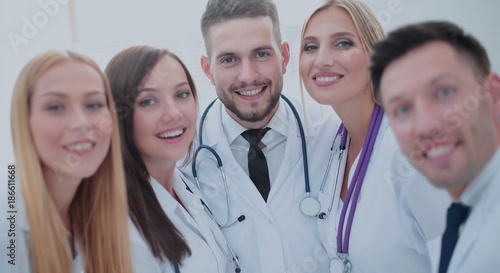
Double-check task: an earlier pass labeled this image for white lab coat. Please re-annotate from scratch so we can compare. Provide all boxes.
[180,97,339,273]
[445,148,500,273]
[148,170,231,273]
[316,115,451,273]
[10,196,157,273]
[8,195,85,273]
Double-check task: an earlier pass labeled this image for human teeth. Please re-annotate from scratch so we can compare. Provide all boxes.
[316,76,340,82]
[427,145,453,158]
[158,129,183,138]
[65,142,92,151]
[238,88,262,96]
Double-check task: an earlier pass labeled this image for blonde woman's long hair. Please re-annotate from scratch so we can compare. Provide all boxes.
[11,50,133,273]
[298,0,386,124]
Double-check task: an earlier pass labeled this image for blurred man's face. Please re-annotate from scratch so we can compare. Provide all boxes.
[380,41,499,198]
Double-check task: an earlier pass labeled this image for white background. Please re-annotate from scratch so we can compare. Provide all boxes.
[1,0,499,250]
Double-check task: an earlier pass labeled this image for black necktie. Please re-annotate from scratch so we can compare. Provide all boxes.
[241,128,271,201]
[438,202,470,273]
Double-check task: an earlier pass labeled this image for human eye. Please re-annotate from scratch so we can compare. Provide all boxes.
[138,98,156,107]
[255,51,270,59]
[47,104,64,112]
[86,102,105,109]
[336,39,354,49]
[177,90,192,99]
[302,43,318,52]
[221,57,236,64]
[394,104,411,117]
[436,87,453,99]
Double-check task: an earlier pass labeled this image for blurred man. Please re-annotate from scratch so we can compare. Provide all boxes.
[371,21,500,273]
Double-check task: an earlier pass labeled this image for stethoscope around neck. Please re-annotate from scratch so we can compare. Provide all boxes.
[191,94,315,219]
[315,105,384,273]
[190,94,310,273]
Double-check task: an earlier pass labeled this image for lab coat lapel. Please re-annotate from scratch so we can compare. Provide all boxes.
[449,206,484,271]
[448,172,500,271]
[267,105,303,200]
[203,101,275,221]
[173,172,223,262]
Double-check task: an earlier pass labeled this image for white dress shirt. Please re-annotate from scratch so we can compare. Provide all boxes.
[222,102,287,186]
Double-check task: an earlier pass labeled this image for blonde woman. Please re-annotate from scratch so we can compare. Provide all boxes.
[10,50,134,273]
[299,0,450,272]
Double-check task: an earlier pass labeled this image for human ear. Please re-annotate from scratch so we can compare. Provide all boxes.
[201,56,214,85]
[280,42,290,74]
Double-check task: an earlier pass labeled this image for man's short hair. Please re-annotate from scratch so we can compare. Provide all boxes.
[370,21,490,104]
[200,0,282,58]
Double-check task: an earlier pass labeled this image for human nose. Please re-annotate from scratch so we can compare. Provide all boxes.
[69,106,92,131]
[238,58,259,83]
[314,46,335,69]
[161,99,182,123]
[413,101,446,143]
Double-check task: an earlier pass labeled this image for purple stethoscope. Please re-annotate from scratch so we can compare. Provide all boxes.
[302,105,384,273]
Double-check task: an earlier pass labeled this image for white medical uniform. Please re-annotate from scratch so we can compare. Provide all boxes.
[11,197,158,273]
[148,169,231,273]
[444,147,500,272]
[316,115,451,273]
[180,97,339,273]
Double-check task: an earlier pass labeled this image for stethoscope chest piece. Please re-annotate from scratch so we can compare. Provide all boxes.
[329,254,352,273]
[299,195,321,217]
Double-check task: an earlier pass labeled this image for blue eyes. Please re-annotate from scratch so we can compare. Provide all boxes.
[302,39,354,52]
[87,103,105,109]
[337,40,353,48]
[47,103,104,112]
[47,105,64,111]
[394,105,411,116]
[392,88,454,117]
[437,88,452,98]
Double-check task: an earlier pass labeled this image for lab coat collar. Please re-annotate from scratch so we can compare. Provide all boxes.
[221,98,289,145]
[149,173,205,232]
[260,98,304,202]
[200,98,307,220]
[449,147,500,270]
[173,170,229,269]
[460,147,500,207]
[205,97,316,148]
[149,171,221,247]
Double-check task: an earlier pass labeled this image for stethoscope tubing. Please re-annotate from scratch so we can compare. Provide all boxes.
[193,94,311,197]
[337,105,383,254]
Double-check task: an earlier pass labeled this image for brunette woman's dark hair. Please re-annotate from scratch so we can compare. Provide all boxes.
[105,45,197,265]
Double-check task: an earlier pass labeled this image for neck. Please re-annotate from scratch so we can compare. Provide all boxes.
[146,159,176,196]
[332,98,375,149]
[43,167,82,230]
[448,184,468,200]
